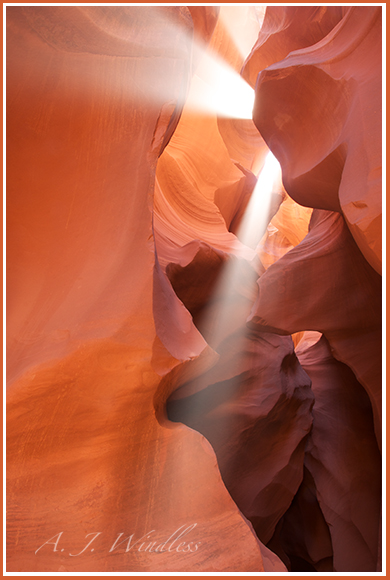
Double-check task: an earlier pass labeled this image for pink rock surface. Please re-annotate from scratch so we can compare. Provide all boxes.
[7,4,382,574]
[248,209,382,447]
[252,6,382,273]
[242,6,345,88]
[242,6,382,572]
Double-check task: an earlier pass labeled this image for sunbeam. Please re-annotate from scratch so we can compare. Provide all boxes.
[126,6,259,120]
[167,152,284,493]
[76,6,260,120]
[167,151,282,365]
[184,6,259,119]
[201,151,282,350]
[236,152,282,249]
[185,61,255,119]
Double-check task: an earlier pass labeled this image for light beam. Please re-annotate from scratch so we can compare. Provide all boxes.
[185,63,255,120]
[235,152,282,249]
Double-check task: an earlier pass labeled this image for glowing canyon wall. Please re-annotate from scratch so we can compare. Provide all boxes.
[6,6,382,573]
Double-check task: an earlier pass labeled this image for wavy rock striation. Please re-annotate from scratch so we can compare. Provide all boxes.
[7,5,381,574]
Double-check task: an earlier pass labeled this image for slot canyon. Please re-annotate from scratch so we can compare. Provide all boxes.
[6,5,383,573]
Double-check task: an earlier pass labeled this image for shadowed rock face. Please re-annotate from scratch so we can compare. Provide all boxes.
[296,336,381,573]
[7,5,381,574]
[247,209,382,448]
[241,5,381,572]
[168,329,314,546]
[266,336,381,573]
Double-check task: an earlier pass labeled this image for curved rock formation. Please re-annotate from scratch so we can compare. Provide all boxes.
[266,335,381,572]
[257,192,312,270]
[242,6,346,88]
[242,6,382,572]
[167,329,314,546]
[297,336,381,572]
[7,4,382,575]
[7,6,278,573]
[252,6,382,274]
[248,209,382,449]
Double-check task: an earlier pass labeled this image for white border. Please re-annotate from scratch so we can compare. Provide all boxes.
[3,3,386,577]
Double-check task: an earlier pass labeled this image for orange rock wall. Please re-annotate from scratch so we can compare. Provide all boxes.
[7,5,382,574]
[7,6,274,573]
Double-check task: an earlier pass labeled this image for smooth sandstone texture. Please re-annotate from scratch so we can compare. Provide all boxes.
[252,6,382,274]
[267,335,380,573]
[242,6,346,88]
[297,336,381,572]
[241,5,381,572]
[7,5,192,384]
[168,329,314,546]
[248,209,382,449]
[267,464,334,572]
[154,7,269,268]
[7,4,382,574]
[163,212,314,551]
[7,6,276,573]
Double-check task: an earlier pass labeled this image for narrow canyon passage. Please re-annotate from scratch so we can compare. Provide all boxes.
[6,5,382,573]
